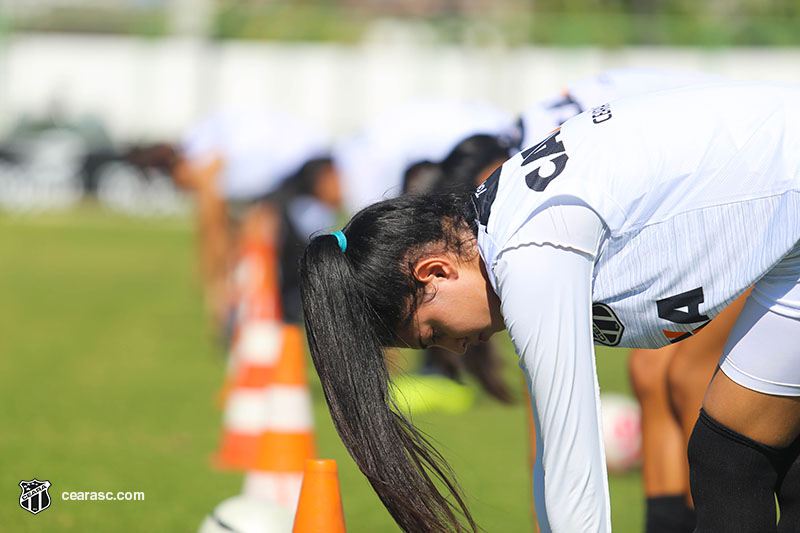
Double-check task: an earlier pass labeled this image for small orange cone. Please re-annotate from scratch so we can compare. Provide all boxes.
[292,459,347,533]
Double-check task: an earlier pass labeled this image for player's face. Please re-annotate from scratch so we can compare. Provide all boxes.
[313,163,342,208]
[396,253,505,354]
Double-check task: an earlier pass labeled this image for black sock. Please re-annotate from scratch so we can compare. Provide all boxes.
[645,495,696,533]
[777,435,800,532]
[688,409,780,533]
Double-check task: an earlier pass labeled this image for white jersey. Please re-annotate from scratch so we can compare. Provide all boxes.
[181,109,327,201]
[518,67,726,151]
[474,81,800,532]
[335,100,514,213]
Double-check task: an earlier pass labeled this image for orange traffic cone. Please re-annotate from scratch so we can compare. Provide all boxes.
[255,325,315,471]
[215,232,283,408]
[292,459,347,533]
[215,304,287,470]
[242,324,316,509]
[214,204,316,511]
[215,215,285,468]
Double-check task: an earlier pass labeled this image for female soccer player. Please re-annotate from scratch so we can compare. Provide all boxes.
[300,81,800,532]
[407,70,733,532]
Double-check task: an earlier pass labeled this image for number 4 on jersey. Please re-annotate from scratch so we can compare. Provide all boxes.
[521,129,569,192]
[657,287,711,343]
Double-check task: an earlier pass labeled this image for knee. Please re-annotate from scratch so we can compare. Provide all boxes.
[629,348,671,402]
[666,351,693,412]
[688,409,781,532]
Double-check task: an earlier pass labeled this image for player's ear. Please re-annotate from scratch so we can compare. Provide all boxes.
[412,255,458,285]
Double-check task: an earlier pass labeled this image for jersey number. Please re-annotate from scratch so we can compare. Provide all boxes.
[521,130,569,192]
[656,287,711,344]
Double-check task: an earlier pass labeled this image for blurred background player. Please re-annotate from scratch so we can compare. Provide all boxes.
[264,156,343,324]
[335,99,514,213]
[513,66,725,151]
[170,108,339,336]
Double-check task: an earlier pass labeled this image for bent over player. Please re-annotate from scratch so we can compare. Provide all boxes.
[300,81,800,532]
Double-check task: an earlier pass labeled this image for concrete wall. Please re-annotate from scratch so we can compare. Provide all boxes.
[2,33,799,142]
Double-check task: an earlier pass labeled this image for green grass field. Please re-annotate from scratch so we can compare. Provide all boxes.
[0,206,643,532]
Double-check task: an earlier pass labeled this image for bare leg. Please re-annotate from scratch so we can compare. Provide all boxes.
[629,346,686,496]
[462,342,514,403]
[704,371,800,450]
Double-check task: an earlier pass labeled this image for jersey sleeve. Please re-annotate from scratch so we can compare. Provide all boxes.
[492,204,611,532]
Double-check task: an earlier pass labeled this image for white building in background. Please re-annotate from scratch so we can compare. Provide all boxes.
[0,33,799,143]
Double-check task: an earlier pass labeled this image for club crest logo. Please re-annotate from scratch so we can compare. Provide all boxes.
[19,479,51,515]
[592,303,624,346]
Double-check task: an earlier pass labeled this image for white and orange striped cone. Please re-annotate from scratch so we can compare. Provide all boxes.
[228,207,283,355]
[213,204,316,513]
[215,214,284,468]
[242,324,316,511]
[214,320,286,471]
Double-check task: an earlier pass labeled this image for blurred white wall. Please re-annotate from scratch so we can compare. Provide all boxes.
[2,33,799,143]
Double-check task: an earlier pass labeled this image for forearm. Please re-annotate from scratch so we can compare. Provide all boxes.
[183,157,230,324]
[496,241,611,532]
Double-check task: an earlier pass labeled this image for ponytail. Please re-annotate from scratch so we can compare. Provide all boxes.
[300,193,479,532]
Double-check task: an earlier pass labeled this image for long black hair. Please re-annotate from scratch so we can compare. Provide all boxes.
[300,192,480,532]
[436,134,511,192]
[266,156,335,202]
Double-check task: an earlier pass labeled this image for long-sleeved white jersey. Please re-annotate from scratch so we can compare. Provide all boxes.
[473,81,800,532]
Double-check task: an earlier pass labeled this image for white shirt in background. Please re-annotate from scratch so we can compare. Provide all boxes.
[181,109,328,202]
[517,67,727,151]
[335,100,514,213]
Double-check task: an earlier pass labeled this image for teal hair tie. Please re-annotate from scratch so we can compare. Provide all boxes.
[331,230,347,253]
